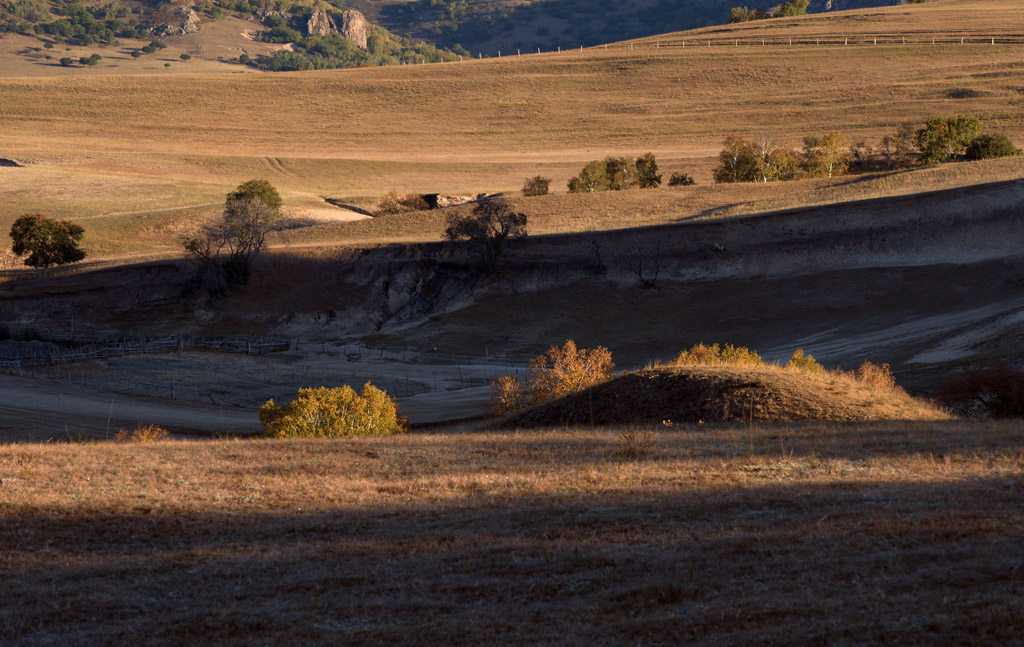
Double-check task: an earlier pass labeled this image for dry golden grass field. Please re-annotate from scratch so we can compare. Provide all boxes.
[2,3,1024,641]
[0,0,1022,257]
[2,420,1023,645]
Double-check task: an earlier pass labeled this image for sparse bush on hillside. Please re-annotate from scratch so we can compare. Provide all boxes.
[667,171,695,186]
[521,175,551,196]
[492,340,614,415]
[260,384,407,437]
[964,133,1022,160]
[444,197,527,273]
[786,348,823,372]
[935,362,1024,418]
[674,343,763,366]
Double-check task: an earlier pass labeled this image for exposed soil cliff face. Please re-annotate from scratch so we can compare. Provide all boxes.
[1,179,1022,376]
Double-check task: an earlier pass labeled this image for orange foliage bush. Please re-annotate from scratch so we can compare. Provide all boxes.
[492,340,614,415]
[854,361,897,391]
[114,424,170,443]
[674,343,762,366]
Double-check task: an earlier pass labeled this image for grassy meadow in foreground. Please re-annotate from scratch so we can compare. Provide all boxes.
[2,421,1023,645]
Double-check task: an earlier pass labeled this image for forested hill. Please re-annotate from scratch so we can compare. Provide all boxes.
[345,0,908,56]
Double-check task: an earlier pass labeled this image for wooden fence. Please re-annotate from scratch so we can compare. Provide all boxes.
[0,329,291,372]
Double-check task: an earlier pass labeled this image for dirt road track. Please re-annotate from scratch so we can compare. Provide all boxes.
[0,374,261,442]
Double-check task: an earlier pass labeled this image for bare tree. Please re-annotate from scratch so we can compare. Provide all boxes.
[182,181,283,291]
[584,236,607,276]
[624,235,664,289]
[444,198,527,273]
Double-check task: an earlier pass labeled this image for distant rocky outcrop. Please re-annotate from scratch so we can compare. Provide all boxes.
[306,9,337,37]
[256,9,286,23]
[154,6,201,37]
[339,9,367,50]
[306,8,367,49]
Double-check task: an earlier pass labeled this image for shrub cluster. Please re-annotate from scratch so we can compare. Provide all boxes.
[853,360,897,390]
[667,171,695,186]
[786,348,823,372]
[260,384,407,437]
[730,0,807,22]
[674,342,763,366]
[492,340,614,415]
[568,153,660,193]
[521,175,550,197]
[375,191,431,216]
[713,116,1020,184]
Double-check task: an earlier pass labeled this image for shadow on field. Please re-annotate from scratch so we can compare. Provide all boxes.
[4,471,1023,646]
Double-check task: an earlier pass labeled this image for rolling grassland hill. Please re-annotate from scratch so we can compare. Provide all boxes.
[0,0,1022,258]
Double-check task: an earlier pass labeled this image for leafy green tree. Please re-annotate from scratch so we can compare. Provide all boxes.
[568,159,611,193]
[635,152,662,188]
[729,6,766,22]
[915,115,982,165]
[182,179,283,291]
[444,198,527,272]
[881,123,917,169]
[964,133,1022,160]
[9,213,86,268]
[604,156,635,190]
[714,135,797,183]
[713,135,758,183]
[773,0,809,16]
[225,178,283,212]
[802,130,850,178]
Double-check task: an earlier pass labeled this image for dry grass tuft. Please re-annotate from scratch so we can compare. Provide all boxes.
[615,428,657,458]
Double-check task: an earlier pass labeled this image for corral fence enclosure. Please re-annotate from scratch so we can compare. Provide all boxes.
[0,326,538,407]
[0,328,292,370]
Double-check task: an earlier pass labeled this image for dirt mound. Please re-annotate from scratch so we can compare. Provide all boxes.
[502,365,947,428]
